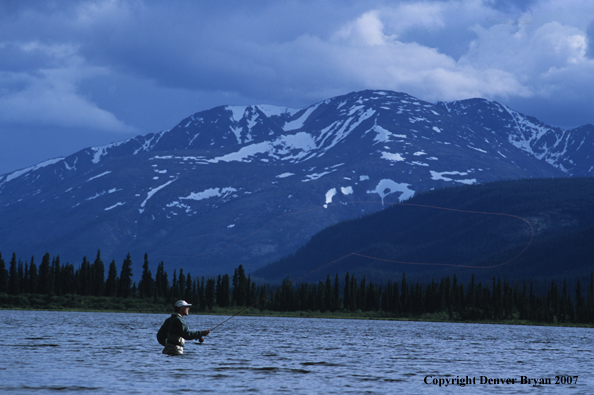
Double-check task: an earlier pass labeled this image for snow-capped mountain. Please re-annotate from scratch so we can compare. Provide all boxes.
[0,90,587,276]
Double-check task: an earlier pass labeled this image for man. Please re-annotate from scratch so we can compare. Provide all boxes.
[157,300,211,355]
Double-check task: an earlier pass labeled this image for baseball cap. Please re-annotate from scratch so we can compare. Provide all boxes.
[174,300,192,308]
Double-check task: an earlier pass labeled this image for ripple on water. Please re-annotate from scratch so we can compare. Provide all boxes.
[1,311,593,394]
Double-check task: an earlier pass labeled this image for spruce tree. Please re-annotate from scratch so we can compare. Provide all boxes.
[586,272,594,324]
[91,250,105,297]
[18,260,26,293]
[38,253,52,295]
[77,256,91,296]
[8,253,19,295]
[105,260,118,297]
[0,252,8,294]
[28,257,38,294]
[177,269,185,300]
[118,253,133,298]
[205,278,216,311]
[343,272,351,311]
[154,261,168,300]
[171,269,178,300]
[216,274,230,307]
[61,263,76,295]
[140,253,153,298]
[52,256,61,296]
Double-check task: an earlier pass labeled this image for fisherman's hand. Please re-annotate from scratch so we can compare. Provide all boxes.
[202,330,211,337]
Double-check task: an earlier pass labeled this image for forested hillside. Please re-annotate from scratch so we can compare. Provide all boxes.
[254,177,594,291]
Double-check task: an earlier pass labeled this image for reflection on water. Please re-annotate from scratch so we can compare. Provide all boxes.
[0,310,592,394]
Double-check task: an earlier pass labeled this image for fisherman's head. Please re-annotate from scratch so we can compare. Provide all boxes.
[174,300,192,316]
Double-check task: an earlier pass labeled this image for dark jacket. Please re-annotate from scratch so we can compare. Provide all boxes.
[157,313,204,346]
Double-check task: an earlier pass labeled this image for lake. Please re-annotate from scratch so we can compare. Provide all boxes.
[0,310,592,394]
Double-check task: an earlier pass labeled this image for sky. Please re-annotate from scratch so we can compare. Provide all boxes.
[1,0,594,175]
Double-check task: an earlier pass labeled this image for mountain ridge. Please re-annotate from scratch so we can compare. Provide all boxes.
[0,90,589,276]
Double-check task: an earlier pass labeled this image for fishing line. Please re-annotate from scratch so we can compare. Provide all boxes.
[204,201,534,332]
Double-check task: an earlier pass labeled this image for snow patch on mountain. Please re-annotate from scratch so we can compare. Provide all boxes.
[91,141,127,164]
[181,187,238,202]
[283,104,320,131]
[367,179,415,204]
[105,202,125,211]
[302,169,337,182]
[430,171,477,185]
[324,188,337,208]
[381,152,405,162]
[256,105,298,118]
[87,171,112,182]
[1,157,64,185]
[139,178,177,213]
[367,124,400,143]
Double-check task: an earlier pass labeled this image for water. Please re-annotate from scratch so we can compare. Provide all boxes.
[0,310,592,394]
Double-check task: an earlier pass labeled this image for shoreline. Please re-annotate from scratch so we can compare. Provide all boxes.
[1,303,592,329]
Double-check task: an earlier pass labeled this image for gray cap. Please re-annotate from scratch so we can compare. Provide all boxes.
[174,300,192,308]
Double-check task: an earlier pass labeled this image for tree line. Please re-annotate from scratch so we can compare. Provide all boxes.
[0,251,593,325]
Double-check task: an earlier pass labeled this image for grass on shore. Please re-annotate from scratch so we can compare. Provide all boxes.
[1,292,592,328]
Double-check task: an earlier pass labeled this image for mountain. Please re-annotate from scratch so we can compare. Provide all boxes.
[253,177,594,291]
[0,90,588,276]
[437,99,594,176]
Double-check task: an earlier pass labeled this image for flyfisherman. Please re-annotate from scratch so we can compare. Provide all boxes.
[157,300,211,355]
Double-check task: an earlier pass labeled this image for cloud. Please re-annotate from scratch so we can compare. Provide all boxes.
[0,60,135,132]
[1,0,594,133]
[587,20,594,58]
[0,37,135,132]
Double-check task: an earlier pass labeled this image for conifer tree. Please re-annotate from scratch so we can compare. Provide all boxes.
[28,257,38,294]
[220,274,230,307]
[118,254,133,298]
[392,280,401,314]
[77,256,91,296]
[343,272,351,311]
[105,260,118,297]
[232,265,247,306]
[61,262,76,295]
[586,272,594,324]
[199,277,206,311]
[575,279,586,323]
[258,284,267,310]
[38,253,52,295]
[205,278,216,311]
[349,275,358,311]
[358,277,366,311]
[177,269,185,300]
[154,261,168,300]
[324,275,333,312]
[185,273,193,301]
[140,253,153,298]
[171,269,178,300]
[18,260,25,293]
[401,274,408,313]
[8,253,19,295]
[52,256,61,296]
[91,250,105,297]
[333,274,340,311]
[0,252,8,294]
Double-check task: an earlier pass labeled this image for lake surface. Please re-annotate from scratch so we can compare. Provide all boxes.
[0,310,592,394]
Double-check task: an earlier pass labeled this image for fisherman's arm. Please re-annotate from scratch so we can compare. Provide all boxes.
[175,318,210,340]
